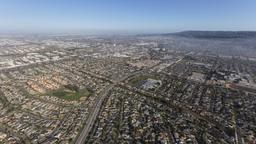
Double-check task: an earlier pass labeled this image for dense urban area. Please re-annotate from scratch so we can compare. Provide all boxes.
[0,31,256,144]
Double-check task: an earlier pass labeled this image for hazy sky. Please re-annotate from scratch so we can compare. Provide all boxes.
[1,0,256,34]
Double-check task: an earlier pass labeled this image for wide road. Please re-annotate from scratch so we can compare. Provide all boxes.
[75,85,114,144]
[74,69,146,144]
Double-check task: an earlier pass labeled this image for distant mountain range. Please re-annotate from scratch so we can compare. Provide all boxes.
[172,31,256,39]
[139,31,256,39]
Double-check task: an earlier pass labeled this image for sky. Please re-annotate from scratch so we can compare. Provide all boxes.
[0,0,256,34]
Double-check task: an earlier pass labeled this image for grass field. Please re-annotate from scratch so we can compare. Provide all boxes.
[47,86,91,101]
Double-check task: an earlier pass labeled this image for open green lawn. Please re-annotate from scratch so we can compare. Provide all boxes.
[47,86,91,101]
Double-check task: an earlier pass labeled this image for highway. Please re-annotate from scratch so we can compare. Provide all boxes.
[75,85,114,144]
[74,68,145,144]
